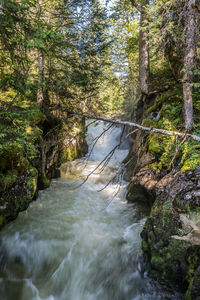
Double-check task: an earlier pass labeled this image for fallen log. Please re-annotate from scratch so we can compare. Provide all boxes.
[71,112,200,142]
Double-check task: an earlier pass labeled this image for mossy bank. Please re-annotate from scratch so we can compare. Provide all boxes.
[126,85,200,299]
[0,106,87,230]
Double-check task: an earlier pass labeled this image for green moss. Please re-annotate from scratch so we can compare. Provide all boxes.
[151,255,165,266]
[38,171,50,190]
[149,238,189,283]
[0,107,87,231]
[184,254,199,300]
[142,194,200,296]
[59,118,87,164]
[181,157,200,172]
[147,84,182,119]
[61,146,78,163]
[0,171,17,190]
[26,125,43,141]
[141,86,197,173]
[0,108,43,169]
[166,252,172,260]
[29,109,46,125]
[142,85,184,172]
[160,103,182,126]
[184,278,194,300]
[29,167,38,177]
[187,255,199,281]
[142,240,149,252]
[26,169,38,193]
[143,197,190,286]
[0,216,5,226]
[148,134,162,154]
[142,118,158,128]
[181,141,200,172]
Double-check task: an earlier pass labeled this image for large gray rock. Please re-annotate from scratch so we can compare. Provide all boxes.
[127,167,200,298]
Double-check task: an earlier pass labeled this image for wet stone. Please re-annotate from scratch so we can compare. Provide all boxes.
[184,193,192,201]
[194,190,200,198]
[195,167,200,178]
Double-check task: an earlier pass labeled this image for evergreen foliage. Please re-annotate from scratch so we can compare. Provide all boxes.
[0,0,114,113]
[0,0,199,176]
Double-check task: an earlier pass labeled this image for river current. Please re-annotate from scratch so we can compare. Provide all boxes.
[0,121,180,300]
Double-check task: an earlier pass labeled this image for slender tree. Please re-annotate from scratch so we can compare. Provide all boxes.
[138,0,149,95]
[37,0,44,107]
[182,0,198,131]
[130,0,149,95]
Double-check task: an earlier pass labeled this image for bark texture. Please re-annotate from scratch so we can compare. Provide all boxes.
[130,0,149,95]
[183,0,197,131]
[37,54,44,107]
[139,0,149,95]
[37,0,44,107]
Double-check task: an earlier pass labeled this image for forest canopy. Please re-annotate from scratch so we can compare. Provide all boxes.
[0,0,199,131]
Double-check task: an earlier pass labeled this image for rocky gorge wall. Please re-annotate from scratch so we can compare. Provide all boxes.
[0,107,87,230]
[126,94,200,299]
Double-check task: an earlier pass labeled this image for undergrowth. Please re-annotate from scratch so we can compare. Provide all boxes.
[143,84,200,173]
[0,105,44,190]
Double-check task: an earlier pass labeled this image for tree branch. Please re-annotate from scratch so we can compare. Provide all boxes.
[74,125,125,189]
[84,123,114,168]
[130,0,142,12]
[71,113,200,142]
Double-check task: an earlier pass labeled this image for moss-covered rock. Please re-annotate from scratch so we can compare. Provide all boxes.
[127,59,200,299]
[126,182,155,207]
[147,133,162,155]
[141,198,188,289]
[142,200,200,295]
[190,265,200,299]
[61,145,78,163]
[0,167,38,230]
[38,171,51,190]
[126,158,200,297]
[0,108,87,229]
[60,118,88,164]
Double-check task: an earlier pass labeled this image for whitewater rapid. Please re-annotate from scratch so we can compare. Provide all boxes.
[0,121,179,300]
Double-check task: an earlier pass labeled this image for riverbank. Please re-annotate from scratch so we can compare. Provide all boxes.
[0,106,87,229]
[1,99,200,299]
[0,119,179,300]
[126,91,200,299]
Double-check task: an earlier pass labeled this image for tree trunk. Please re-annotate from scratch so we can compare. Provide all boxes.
[182,0,197,131]
[37,0,44,108]
[139,0,149,95]
[37,54,44,107]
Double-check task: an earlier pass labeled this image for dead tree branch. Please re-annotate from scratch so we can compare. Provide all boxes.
[71,112,200,142]
[168,135,188,170]
[75,126,125,188]
[85,120,97,128]
[84,123,114,167]
[126,128,139,138]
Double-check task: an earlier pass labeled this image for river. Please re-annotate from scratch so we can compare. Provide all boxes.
[0,121,180,300]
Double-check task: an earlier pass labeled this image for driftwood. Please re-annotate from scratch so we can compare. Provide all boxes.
[71,113,200,142]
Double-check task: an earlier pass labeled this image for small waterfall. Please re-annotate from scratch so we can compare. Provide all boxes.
[0,121,180,300]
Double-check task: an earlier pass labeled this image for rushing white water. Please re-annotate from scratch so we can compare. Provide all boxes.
[0,121,180,300]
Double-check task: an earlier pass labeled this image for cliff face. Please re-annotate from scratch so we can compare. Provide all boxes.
[0,108,87,230]
[126,93,200,299]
